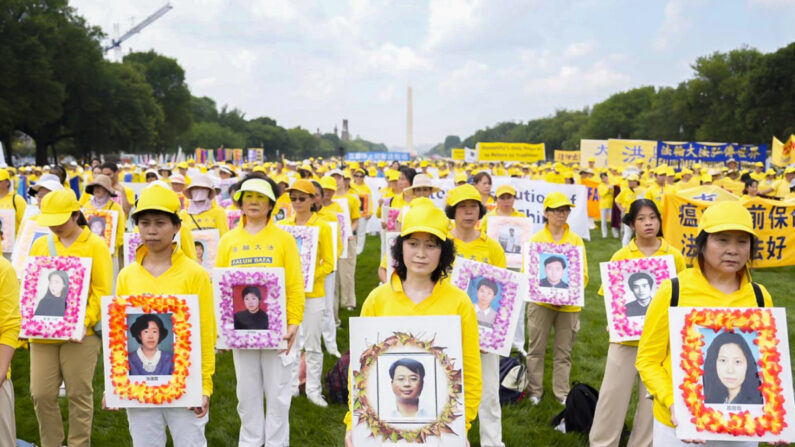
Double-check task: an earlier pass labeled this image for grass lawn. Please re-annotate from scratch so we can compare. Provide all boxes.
[11,231,795,446]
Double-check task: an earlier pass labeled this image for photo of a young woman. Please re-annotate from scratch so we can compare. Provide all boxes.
[34,270,69,317]
[233,285,269,330]
[702,331,763,405]
[128,313,174,376]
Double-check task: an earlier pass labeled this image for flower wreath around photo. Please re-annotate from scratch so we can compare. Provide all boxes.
[352,331,463,444]
[226,209,242,230]
[277,224,319,293]
[523,242,584,307]
[123,232,142,267]
[19,256,91,340]
[601,255,676,342]
[671,307,795,442]
[450,258,526,356]
[0,209,16,252]
[103,294,202,407]
[212,267,287,350]
[84,209,117,255]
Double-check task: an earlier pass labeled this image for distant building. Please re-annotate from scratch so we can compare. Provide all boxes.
[341,119,350,142]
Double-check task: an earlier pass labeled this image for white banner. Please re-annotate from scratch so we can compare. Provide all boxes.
[580,139,608,168]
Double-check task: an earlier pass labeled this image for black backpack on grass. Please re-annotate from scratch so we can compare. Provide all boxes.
[324,351,350,404]
[550,382,599,434]
[498,353,528,405]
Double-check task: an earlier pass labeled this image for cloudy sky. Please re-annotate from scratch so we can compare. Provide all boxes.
[71,0,795,150]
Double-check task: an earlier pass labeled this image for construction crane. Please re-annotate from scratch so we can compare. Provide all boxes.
[104,3,173,57]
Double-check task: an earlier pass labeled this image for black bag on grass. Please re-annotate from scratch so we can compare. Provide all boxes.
[550,382,599,434]
[324,350,350,404]
[498,353,527,405]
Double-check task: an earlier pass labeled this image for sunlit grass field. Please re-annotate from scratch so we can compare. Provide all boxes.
[11,231,795,446]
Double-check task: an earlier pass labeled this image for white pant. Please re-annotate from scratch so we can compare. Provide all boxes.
[321,273,339,353]
[233,349,294,447]
[601,208,618,238]
[479,352,504,447]
[127,407,208,447]
[301,298,324,397]
[621,223,633,247]
[512,303,526,353]
[356,219,367,255]
[652,419,757,447]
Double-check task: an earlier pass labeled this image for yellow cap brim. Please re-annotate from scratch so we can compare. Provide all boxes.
[287,185,315,196]
[701,223,755,236]
[34,212,72,226]
[546,201,574,209]
[400,225,447,241]
[131,205,179,220]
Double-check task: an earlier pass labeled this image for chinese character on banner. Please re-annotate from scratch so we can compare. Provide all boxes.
[678,204,699,227]
[769,207,788,230]
[766,236,786,261]
[596,144,607,156]
[748,204,766,230]
[680,233,697,258]
[622,145,645,163]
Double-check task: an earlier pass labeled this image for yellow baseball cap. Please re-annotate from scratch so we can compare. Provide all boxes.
[496,185,516,197]
[697,201,755,236]
[701,174,713,183]
[785,166,795,175]
[274,174,290,186]
[35,189,81,226]
[132,184,181,219]
[320,176,338,191]
[755,162,764,167]
[0,169,8,182]
[420,160,429,168]
[400,198,449,241]
[386,170,399,181]
[234,178,276,203]
[286,179,316,196]
[626,174,640,182]
[543,192,574,209]
[587,157,595,162]
[446,184,481,207]
[177,162,188,169]
[454,172,468,184]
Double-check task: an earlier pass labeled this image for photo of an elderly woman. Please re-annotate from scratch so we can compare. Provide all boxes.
[233,286,269,330]
[34,270,69,317]
[128,314,174,376]
[88,215,106,238]
[388,357,431,420]
[702,331,763,405]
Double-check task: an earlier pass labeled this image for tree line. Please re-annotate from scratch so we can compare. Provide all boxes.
[0,0,387,166]
[430,43,795,159]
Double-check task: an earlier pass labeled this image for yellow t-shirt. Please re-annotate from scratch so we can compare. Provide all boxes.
[82,199,125,250]
[179,203,229,235]
[644,183,666,211]
[28,227,113,342]
[597,183,614,210]
[350,182,373,218]
[528,224,588,312]
[0,257,20,379]
[615,187,639,211]
[0,192,26,234]
[215,223,305,326]
[636,264,772,428]
[452,231,507,269]
[344,274,482,432]
[599,238,686,346]
[282,213,334,298]
[117,245,216,396]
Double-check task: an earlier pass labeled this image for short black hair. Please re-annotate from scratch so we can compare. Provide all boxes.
[627,271,654,289]
[399,166,417,185]
[130,314,169,345]
[444,201,487,220]
[132,209,181,226]
[477,277,498,295]
[391,234,456,283]
[241,286,263,303]
[543,255,566,269]
[100,162,119,173]
[388,357,425,381]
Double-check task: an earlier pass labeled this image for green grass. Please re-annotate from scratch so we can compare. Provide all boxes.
[11,231,795,446]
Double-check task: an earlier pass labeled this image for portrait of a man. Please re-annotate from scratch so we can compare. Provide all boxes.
[387,357,431,420]
[469,277,500,328]
[625,271,654,317]
[539,255,569,289]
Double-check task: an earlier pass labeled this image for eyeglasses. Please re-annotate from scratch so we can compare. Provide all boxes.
[289,196,309,203]
[354,174,365,178]
[547,207,571,215]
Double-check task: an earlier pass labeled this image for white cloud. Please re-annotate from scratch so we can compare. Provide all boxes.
[563,40,597,59]
[653,0,695,51]
[378,83,396,102]
[362,43,433,73]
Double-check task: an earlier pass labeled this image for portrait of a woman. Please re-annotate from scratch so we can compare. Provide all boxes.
[128,314,175,376]
[34,270,69,317]
[703,331,763,405]
[233,286,269,330]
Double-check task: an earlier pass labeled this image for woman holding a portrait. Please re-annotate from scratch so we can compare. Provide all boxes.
[82,174,124,261]
[114,184,216,445]
[590,199,685,447]
[479,184,524,236]
[215,175,305,447]
[344,198,481,447]
[447,184,507,447]
[637,201,773,446]
[27,189,113,447]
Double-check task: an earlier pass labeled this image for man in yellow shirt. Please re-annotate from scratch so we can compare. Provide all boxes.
[597,172,617,239]
[644,167,667,212]
[115,184,215,444]
[0,255,19,445]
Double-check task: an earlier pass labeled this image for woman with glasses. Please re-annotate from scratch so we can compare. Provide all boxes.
[281,180,334,408]
[525,192,589,406]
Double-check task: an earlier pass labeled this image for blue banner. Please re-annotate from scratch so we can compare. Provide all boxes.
[657,141,767,164]
[345,151,411,162]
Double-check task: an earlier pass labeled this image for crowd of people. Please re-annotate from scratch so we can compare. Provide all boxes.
[0,155,790,447]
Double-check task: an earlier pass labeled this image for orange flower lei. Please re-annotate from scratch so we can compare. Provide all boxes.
[107,294,192,404]
[679,308,786,436]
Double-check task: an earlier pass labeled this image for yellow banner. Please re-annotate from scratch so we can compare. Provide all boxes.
[477,142,545,162]
[771,135,794,167]
[580,139,608,168]
[662,192,795,268]
[554,150,580,164]
[607,139,657,168]
[451,148,465,160]
[581,178,601,219]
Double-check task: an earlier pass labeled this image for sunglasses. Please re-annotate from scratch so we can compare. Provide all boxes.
[290,195,309,203]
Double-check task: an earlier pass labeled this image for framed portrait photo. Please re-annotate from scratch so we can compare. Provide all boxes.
[19,256,92,341]
[384,232,400,283]
[358,193,371,217]
[600,255,677,342]
[450,258,527,356]
[383,207,401,233]
[0,209,15,253]
[226,209,242,231]
[191,229,220,272]
[101,294,203,408]
[11,219,51,277]
[523,242,585,307]
[327,221,339,271]
[212,267,287,350]
[83,209,118,255]
[485,216,533,269]
[333,198,353,259]
[669,307,795,442]
[277,224,319,293]
[349,316,466,446]
[123,232,142,267]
